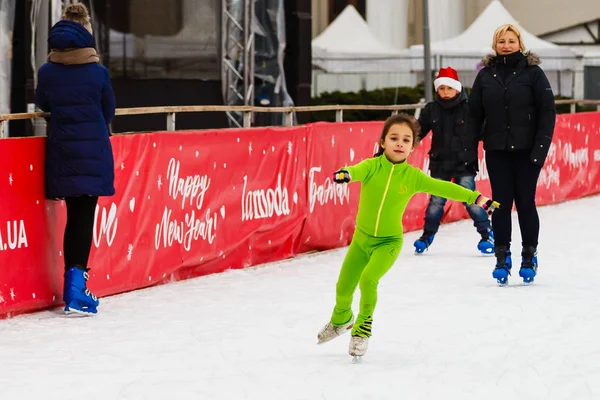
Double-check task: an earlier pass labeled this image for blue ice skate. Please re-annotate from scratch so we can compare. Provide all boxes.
[492,246,512,286]
[63,267,99,315]
[519,246,538,284]
[414,231,435,254]
[477,228,495,255]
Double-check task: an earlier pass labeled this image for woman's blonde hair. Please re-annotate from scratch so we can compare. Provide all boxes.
[492,24,526,52]
[62,3,91,26]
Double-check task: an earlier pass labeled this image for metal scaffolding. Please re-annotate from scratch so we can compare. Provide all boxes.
[221,0,255,127]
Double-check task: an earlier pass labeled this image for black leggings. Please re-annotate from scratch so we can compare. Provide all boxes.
[485,150,542,249]
[64,196,98,271]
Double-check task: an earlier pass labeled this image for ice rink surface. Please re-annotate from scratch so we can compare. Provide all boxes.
[1,195,599,400]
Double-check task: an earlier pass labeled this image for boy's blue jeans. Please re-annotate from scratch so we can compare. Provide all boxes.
[423,174,491,234]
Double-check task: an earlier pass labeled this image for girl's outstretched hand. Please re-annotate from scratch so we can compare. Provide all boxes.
[476,194,500,215]
[333,169,351,183]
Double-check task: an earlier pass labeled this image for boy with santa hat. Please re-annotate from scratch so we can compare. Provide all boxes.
[414,67,494,255]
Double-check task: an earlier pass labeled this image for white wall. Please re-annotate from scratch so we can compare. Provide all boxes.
[367,0,409,49]
[428,0,465,42]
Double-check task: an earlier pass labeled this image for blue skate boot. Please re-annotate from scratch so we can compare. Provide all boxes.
[492,246,512,286]
[477,228,495,254]
[414,230,435,254]
[63,266,99,315]
[519,245,538,284]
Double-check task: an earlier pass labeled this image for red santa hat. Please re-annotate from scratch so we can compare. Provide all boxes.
[434,67,462,92]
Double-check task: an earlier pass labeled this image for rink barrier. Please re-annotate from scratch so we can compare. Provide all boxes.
[0,111,599,317]
[1,99,600,137]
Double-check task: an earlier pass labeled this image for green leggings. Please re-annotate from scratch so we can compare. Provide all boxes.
[330,228,403,337]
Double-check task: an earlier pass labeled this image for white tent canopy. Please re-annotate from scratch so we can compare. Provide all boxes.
[409,0,577,71]
[312,5,409,73]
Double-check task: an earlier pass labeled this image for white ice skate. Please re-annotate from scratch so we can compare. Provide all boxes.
[317,316,354,344]
[349,335,369,361]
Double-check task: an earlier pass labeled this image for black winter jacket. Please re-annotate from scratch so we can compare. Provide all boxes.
[467,51,556,167]
[419,90,479,176]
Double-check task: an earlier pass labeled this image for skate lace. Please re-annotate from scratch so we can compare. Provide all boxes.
[82,272,97,300]
[320,323,340,337]
[351,336,368,348]
[84,288,98,301]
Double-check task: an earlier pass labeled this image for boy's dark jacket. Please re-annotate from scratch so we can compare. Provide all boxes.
[466,51,556,167]
[418,89,479,177]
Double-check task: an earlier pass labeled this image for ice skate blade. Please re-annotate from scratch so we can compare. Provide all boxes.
[64,305,97,316]
[351,355,362,363]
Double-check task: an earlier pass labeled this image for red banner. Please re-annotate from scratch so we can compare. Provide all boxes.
[1,112,599,317]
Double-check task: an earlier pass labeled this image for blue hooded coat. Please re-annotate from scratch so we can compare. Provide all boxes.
[35,20,116,199]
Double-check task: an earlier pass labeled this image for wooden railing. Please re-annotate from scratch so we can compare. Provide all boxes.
[1,99,599,138]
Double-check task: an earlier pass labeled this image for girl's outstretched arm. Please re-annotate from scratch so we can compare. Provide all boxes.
[333,158,376,184]
[415,169,499,214]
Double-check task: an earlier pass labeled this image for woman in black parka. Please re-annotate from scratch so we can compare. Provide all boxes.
[467,24,556,286]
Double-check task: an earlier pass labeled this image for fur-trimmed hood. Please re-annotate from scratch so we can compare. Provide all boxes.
[481,52,541,67]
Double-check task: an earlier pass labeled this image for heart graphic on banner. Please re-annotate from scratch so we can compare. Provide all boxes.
[129,197,136,212]
[350,148,355,162]
[220,205,226,219]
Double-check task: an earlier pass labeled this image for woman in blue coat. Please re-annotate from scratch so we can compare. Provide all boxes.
[35,3,116,314]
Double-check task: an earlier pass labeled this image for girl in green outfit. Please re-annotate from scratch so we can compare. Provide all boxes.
[317,113,499,358]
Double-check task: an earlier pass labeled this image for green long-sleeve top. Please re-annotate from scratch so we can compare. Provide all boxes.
[345,155,481,237]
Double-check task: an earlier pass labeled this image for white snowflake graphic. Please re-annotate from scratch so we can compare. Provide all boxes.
[157,175,163,189]
[8,173,13,185]
[120,163,125,170]
[331,136,335,147]
[0,294,4,303]
[287,141,293,155]
[10,288,15,300]
[248,142,253,155]
[127,244,133,261]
